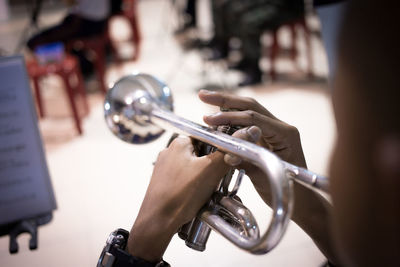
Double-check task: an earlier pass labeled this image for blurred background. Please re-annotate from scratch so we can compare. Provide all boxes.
[0,0,335,266]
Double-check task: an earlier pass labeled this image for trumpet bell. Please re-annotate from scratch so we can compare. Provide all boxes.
[104,74,173,144]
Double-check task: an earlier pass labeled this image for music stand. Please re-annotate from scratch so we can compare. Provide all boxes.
[0,55,56,254]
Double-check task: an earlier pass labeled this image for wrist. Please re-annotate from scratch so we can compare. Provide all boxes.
[291,182,337,262]
[127,212,177,262]
[291,182,331,225]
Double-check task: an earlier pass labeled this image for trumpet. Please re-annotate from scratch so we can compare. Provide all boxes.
[104,73,329,255]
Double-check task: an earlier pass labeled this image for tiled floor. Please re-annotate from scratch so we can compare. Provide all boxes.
[0,1,335,266]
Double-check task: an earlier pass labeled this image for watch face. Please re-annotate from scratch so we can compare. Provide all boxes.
[98,229,130,267]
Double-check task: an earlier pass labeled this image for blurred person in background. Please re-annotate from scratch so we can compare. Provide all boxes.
[182,0,305,86]
[26,0,110,75]
[27,0,110,50]
[214,0,305,86]
[99,0,400,266]
[175,0,198,34]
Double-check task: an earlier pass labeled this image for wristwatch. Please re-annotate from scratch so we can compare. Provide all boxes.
[97,229,170,267]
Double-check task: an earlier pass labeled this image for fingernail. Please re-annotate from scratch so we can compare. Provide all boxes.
[247,126,261,142]
[204,112,220,118]
[199,89,215,95]
[225,154,242,166]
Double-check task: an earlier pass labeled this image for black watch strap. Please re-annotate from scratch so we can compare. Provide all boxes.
[98,229,170,267]
[110,246,170,267]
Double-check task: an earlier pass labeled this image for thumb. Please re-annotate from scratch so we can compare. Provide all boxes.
[225,126,262,166]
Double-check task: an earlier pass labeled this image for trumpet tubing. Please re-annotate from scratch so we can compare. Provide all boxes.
[104,73,330,254]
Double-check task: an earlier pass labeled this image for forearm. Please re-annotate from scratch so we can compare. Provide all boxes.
[251,167,338,264]
[127,212,177,262]
[291,182,340,265]
[285,132,339,263]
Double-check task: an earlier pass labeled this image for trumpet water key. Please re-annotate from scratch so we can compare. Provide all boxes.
[104,73,330,254]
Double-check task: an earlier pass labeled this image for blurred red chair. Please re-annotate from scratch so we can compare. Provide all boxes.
[267,16,313,81]
[108,0,141,62]
[26,55,89,135]
[66,32,108,94]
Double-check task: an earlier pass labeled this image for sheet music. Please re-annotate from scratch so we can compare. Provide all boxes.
[0,56,56,225]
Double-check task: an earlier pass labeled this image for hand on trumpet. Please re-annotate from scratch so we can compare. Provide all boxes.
[199,90,307,203]
[199,90,337,262]
[199,90,307,168]
[127,136,230,262]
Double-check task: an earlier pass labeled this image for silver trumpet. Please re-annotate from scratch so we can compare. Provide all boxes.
[104,73,330,255]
